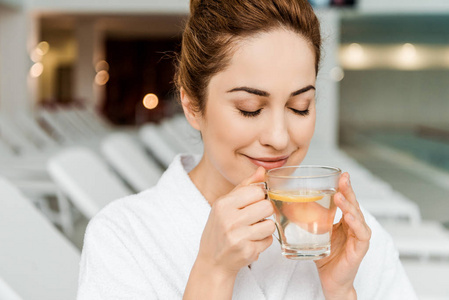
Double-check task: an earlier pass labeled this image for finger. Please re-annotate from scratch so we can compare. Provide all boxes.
[254,234,274,255]
[229,185,267,209]
[344,212,372,243]
[238,166,266,187]
[238,199,274,226]
[247,219,276,241]
[335,192,362,225]
[339,173,361,212]
[339,174,369,228]
[335,192,371,239]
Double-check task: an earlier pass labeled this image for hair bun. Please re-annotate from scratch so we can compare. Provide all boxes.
[190,0,202,15]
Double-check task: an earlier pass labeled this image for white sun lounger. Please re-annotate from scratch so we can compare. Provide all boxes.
[402,260,449,300]
[101,132,163,192]
[47,147,132,219]
[139,123,178,168]
[382,221,449,260]
[0,178,80,300]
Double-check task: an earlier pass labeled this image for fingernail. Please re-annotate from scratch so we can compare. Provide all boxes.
[347,214,355,222]
[346,175,351,187]
[340,193,346,202]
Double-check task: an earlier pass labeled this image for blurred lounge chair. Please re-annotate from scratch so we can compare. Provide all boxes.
[0,178,80,300]
[382,220,449,260]
[361,191,422,224]
[74,105,113,136]
[139,123,178,168]
[160,116,203,155]
[47,147,133,219]
[0,115,40,155]
[0,112,62,177]
[37,104,118,151]
[13,112,60,151]
[101,132,163,192]
[0,115,76,234]
[0,277,22,300]
[159,120,192,153]
[38,108,78,145]
[402,260,449,300]
[304,146,422,224]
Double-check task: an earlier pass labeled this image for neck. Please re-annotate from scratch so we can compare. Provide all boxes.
[188,155,235,206]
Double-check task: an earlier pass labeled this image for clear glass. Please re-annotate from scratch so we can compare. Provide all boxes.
[266,165,341,260]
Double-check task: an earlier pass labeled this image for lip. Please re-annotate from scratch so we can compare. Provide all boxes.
[245,155,290,170]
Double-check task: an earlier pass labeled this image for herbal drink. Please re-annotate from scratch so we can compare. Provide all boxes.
[266,166,341,260]
[268,189,337,260]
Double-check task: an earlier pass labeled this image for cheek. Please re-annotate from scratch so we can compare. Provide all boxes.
[201,110,258,185]
[290,114,316,146]
[206,110,256,150]
[288,116,315,166]
[306,115,316,140]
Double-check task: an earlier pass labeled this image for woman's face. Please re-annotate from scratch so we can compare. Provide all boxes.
[187,28,317,189]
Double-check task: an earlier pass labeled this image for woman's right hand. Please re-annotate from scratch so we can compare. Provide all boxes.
[197,166,276,277]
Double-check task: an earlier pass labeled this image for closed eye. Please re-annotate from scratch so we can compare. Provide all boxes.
[239,109,262,117]
[290,108,310,116]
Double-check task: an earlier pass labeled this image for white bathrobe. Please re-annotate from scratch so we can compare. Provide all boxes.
[77,154,417,299]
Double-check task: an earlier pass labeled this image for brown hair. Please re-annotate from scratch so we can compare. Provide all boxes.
[175,0,321,114]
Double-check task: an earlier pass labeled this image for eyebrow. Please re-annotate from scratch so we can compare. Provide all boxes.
[227,85,315,97]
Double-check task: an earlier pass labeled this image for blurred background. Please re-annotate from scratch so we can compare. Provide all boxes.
[0,0,448,299]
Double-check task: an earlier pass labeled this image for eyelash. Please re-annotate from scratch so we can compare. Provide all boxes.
[238,108,310,118]
[290,108,310,116]
[239,109,262,117]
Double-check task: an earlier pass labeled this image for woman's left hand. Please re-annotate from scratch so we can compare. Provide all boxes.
[314,172,371,300]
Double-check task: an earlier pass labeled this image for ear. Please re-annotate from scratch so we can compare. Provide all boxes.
[180,88,201,131]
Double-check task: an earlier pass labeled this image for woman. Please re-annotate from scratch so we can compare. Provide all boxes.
[78,0,417,299]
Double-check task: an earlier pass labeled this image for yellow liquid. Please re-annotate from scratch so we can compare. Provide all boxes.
[268,190,324,203]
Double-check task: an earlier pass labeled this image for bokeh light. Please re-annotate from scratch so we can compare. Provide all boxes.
[30,50,42,63]
[36,41,50,56]
[143,93,159,110]
[347,43,365,62]
[95,70,110,86]
[341,43,367,69]
[330,66,345,82]
[29,62,44,78]
[95,60,110,73]
[398,43,418,69]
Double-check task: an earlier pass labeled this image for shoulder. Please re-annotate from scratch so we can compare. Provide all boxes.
[101,188,158,216]
[82,153,205,250]
[78,192,161,298]
[89,184,164,225]
[87,152,192,229]
[82,189,156,242]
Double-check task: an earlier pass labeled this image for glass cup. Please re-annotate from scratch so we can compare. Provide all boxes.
[265,165,341,260]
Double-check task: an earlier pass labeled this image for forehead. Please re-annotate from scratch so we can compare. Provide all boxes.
[209,28,316,93]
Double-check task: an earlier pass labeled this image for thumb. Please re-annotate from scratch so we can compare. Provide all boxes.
[239,166,266,187]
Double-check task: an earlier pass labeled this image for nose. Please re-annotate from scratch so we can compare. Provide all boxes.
[259,112,289,151]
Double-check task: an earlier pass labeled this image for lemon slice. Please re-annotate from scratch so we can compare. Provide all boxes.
[268,191,324,203]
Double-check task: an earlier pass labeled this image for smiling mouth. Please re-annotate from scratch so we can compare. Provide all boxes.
[245,155,290,170]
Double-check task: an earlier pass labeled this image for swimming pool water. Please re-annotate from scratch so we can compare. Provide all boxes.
[368,131,449,172]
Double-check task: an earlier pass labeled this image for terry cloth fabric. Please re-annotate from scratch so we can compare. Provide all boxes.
[77,154,417,300]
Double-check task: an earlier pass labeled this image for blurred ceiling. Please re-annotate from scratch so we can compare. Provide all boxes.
[0,0,23,8]
[341,14,449,44]
[40,14,187,39]
[40,12,449,44]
